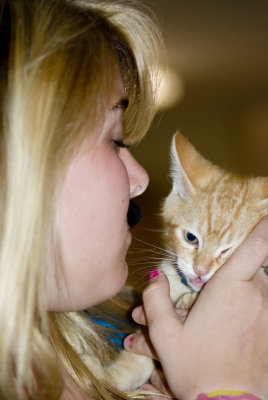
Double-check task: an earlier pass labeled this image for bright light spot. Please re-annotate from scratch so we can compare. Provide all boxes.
[156,68,184,110]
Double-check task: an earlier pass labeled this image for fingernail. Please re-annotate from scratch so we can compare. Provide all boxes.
[132,305,142,321]
[148,269,159,281]
[141,384,149,391]
[124,334,135,349]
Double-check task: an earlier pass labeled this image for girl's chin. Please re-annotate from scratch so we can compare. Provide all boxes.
[126,230,132,245]
[103,261,129,301]
[119,261,129,288]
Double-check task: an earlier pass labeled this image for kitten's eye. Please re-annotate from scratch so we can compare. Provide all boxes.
[184,231,199,245]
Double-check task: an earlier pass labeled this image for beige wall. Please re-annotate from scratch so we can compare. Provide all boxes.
[127,0,268,289]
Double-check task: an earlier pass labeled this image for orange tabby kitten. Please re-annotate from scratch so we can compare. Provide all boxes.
[83,132,268,391]
[160,131,268,311]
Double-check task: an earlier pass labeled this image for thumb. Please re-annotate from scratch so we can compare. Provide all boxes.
[220,216,268,281]
[142,271,183,351]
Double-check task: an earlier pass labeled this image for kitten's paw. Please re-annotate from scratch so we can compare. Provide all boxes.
[182,292,197,308]
[175,305,189,321]
[105,351,154,391]
[174,292,198,319]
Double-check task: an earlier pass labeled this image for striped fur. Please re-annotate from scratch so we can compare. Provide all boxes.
[85,132,268,388]
[160,132,268,310]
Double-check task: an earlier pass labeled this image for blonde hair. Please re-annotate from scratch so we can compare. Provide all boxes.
[0,0,163,399]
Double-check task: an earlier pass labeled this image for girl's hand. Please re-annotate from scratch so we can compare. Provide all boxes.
[124,217,268,399]
[141,383,174,400]
[142,368,175,399]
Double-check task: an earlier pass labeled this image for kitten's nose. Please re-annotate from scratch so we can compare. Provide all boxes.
[194,265,209,277]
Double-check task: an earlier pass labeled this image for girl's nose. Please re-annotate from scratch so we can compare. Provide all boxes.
[129,158,149,198]
[130,163,149,198]
[120,149,149,198]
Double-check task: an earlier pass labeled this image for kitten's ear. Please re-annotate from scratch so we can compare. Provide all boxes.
[170,131,219,197]
[170,133,194,197]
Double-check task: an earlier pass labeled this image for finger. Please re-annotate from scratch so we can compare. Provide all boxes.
[123,332,158,359]
[150,369,174,397]
[141,384,172,399]
[263,256,268,267]
[142,271,183,345]
[132,305,147,326]
[254,268,268,295]
[220,216,268,281]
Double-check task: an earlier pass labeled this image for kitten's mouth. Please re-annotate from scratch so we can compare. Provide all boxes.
[189,276,206,290]
[175,263,206,291]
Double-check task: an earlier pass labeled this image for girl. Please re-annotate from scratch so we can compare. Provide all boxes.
[0,0,161,398]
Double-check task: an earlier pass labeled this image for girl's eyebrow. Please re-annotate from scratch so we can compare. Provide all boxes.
[112,98,129,111]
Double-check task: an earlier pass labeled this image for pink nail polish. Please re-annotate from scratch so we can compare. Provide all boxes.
[125,334,134,349]
[141,384,149,391]
[148,269,159,281]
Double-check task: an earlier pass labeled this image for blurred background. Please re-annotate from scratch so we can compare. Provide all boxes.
[127,0,268,287]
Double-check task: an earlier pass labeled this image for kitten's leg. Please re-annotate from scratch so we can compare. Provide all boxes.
[103,350,154,391]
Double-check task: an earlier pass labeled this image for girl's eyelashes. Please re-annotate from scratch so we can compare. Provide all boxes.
[113,98,129,110]
[113,139,131,150]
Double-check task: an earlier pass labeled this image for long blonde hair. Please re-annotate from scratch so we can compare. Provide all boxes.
[0,0,163,399]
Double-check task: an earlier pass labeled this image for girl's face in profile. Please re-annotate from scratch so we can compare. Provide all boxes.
[46,75,149,311]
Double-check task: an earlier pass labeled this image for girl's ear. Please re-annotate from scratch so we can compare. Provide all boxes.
[170,131,221,198]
